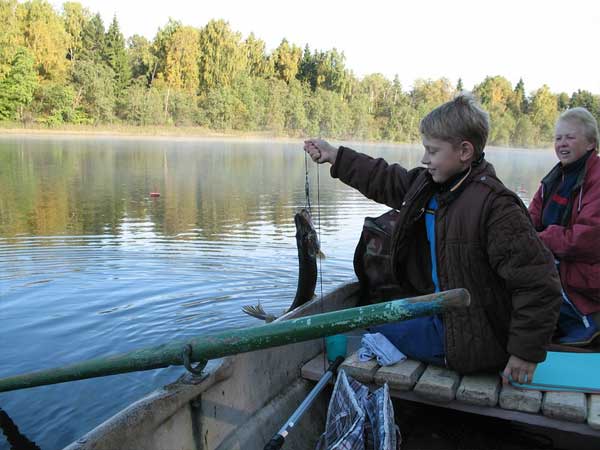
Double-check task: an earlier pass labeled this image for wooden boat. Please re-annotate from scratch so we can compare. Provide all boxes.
[61,281,600,450]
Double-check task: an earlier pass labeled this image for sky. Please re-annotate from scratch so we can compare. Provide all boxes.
[50,0,600,95]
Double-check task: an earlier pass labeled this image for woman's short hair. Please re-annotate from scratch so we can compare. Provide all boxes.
[420,93,490,159]
[559,107,600,152]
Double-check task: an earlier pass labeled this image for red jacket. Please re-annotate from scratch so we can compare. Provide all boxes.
[529,153,600,315]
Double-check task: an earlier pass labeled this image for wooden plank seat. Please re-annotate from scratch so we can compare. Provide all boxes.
[301,351,600,438]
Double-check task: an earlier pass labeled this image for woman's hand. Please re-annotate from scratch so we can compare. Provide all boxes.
[303,139,338,165]
[502,354,537,385]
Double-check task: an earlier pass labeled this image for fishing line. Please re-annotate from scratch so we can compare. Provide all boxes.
[313,148,327,374]
[304,151,312,212]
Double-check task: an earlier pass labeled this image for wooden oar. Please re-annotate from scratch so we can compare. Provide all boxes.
[0,288,470,393]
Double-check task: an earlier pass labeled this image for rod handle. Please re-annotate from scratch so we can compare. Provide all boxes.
[264,434,285,450]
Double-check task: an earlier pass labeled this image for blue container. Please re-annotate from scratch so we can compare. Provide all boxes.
[325,334,348,362]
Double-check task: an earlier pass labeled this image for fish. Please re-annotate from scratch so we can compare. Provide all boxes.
[242,208,323,321]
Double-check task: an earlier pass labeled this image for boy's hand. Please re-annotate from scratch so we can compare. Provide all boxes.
[501,354,537,385]
[303,139,338,165]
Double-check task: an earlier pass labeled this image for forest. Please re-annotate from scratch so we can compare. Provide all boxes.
[1,0,599,146]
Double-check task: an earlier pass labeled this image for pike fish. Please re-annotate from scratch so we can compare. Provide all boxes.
[242,208,323,322]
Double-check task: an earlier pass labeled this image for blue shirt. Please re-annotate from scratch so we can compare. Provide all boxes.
[425,196,440,292]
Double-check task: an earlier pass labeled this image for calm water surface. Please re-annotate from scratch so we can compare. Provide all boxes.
[0,136,557,450]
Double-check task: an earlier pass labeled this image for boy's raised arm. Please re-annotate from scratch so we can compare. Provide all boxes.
[303,138,418,209]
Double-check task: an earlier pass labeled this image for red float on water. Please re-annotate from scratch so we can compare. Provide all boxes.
[150,192,161,198]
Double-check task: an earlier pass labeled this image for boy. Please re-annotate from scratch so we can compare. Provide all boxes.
[304,94,561,383]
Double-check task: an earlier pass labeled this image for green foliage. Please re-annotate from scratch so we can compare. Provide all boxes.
[70,58,115,123]
[118,81,165,125]
[127,34,156,85]
[62,1,90,62]
[0,0,24,80]
[570,90,600,124]
[79,12,105,63]
[512,78,527,114]
[272,39,301,83]
[104,16,130,93]
[243,33,273,79]
[529,85,558,143]
[198,19,246,90]
[411,78,454,116]
[32,81,81,124]
[0,2,598,147]
[297,47,350,97]
[512,115,536,148]
[162,25,200,94]
[0,47,38,120]
[19,0,70,80]
[199,83,245,130]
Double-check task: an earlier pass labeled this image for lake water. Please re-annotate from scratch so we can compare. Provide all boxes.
[0,136,557,450]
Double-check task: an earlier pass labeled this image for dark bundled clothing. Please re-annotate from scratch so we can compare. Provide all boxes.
[332,146,562,374]
[541,151,592,229]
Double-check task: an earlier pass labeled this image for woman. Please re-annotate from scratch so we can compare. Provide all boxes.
[529,107,600,346]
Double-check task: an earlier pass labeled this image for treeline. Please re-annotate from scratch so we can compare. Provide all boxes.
[1,0,599,146]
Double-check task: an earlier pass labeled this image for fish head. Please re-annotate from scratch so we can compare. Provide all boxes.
[294,208,320,258]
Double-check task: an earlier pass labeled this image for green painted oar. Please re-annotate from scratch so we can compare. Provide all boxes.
[0,288,469,393]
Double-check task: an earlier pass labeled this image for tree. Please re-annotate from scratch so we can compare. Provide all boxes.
[557,92,570,111]
[512,115,536,147]
[119,81,165,125]
[473,76,518,146]
[0,47,38,120]
[570,90,600,124]
[163,25,200,94]
[272,38,301,83]
[456,78,464,92]
[19,0,70,81]
[511,78,527,115]
[411,78,454,115]
[127,34,156,85]
[62,1,90,62]
[529,85,558,143]
[297,44,316,88]
[150,18,180,85]
[198,19,246,90]
[473,76,514,112]
[79,12,105,63]
[70,58,115,123]
[360,73,391,116]
[0,0,24,80]
[243,33,273,78]
[313,48,350,97]
[104,16,130,94]
[33,81,79,124]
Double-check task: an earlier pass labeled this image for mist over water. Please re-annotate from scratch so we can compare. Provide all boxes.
[0,136,556,450]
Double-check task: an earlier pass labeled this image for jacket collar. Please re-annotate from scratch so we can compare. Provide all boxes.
[541,150,595,196]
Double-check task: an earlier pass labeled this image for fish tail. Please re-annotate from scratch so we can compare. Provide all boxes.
[241,303,277,322]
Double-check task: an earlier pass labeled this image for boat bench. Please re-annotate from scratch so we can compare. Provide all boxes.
[301,351,600,438]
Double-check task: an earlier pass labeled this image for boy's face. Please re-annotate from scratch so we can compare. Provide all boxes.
[554,119,595,166]
[421,136,473,183]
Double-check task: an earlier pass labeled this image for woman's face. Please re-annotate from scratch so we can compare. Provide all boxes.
[554,119,595,166]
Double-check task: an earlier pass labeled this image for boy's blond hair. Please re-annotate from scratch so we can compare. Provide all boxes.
[420,93,489,159]
[559,107,600,152]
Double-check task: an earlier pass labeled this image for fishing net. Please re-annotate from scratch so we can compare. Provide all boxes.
[315,370,401,450]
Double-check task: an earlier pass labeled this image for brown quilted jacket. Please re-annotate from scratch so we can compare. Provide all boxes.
[332,146,561,373]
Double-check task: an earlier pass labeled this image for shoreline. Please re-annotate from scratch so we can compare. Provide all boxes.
[0,125,552,151]
[0,125,303,142]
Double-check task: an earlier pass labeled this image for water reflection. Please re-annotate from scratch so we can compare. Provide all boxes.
[0,137,556,450]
